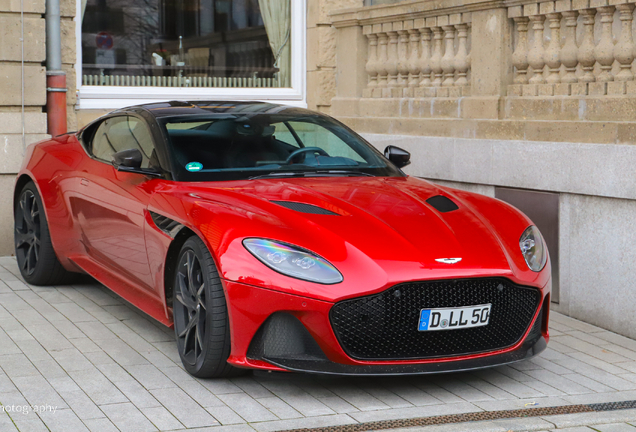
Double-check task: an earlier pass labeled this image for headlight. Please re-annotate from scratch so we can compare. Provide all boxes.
[243,238,343,284]
[519,226,547,272]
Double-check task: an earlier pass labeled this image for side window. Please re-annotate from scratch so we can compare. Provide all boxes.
[91,116,157,168]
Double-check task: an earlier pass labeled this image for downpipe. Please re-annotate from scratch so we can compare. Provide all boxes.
[45,0,67,136]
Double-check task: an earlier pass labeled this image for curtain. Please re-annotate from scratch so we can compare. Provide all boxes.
[258,0,291,87]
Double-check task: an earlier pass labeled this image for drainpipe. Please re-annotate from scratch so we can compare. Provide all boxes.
[45,0,67,136]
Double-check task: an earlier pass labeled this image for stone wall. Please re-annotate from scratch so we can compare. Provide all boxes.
[0,0,76,256]
[330,0,636,337]
[0,0,48,256]
[307,0,363,114]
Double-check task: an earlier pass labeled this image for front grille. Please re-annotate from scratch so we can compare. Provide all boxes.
[330,278,541,360]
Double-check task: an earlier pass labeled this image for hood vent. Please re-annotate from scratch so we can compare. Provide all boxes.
[270,201,340,215]
[426,195,459,213]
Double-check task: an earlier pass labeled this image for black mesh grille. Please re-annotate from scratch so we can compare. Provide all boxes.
[330,278,541,360]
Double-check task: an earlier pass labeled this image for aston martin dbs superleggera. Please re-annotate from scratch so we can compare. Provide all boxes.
[14,101,551,377]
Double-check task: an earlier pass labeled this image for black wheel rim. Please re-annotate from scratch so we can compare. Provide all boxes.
[174,249,207,366]
[15,190,41,276]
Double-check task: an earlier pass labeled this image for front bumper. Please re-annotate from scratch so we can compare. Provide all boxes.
[223,279,550,375]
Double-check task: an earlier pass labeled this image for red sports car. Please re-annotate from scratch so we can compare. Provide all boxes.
[14,101,551,378]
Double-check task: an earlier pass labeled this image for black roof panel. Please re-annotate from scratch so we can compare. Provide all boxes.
[131,101,309,118]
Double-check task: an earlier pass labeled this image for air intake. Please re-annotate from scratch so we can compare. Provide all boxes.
[426,195,459,213]
[270,201,340,215]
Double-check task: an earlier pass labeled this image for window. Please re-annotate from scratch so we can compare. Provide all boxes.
[91,116,158,168]
[76,0,306,109]
[160,113,402,182]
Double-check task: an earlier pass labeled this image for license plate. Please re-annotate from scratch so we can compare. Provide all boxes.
[418,304,491,331]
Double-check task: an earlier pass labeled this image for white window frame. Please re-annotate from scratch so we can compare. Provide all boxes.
[75,0,306,109]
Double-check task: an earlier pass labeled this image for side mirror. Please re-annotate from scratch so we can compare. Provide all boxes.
[112,148,143,169]
[384,145,411,169]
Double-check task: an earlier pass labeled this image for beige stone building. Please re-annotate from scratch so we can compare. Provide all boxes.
[1,0,635,337]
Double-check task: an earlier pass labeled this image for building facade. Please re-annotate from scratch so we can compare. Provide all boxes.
[1,0,635,338]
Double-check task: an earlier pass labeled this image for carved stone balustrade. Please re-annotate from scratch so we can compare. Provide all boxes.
[330,0,636,128]
[508,0,636,97]
[358,14,472,99]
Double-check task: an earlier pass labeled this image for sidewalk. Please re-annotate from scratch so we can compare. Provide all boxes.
[1,255,636,432]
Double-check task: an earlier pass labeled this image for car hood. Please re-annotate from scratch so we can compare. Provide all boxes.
[153,176,537,301]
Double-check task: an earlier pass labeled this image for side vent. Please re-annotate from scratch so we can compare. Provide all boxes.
[270,201,340,215]
[426,195,459,213]
[150,211,185,238]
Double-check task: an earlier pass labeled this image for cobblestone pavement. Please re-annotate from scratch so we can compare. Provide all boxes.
[2,256,636,432]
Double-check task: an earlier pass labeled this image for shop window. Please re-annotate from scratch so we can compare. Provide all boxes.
[77,0,304,108]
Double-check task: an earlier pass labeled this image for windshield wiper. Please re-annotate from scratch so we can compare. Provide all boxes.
[249,170,375,180]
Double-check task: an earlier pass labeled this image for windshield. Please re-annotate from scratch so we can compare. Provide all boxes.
[159,113,404,181]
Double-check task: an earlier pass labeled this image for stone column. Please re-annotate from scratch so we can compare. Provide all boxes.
[334,23,369,99]
[397,29,410,87]
[441,25,457,86]
[430,27,444,86]
[578,9,596,83]
[407,29,420,87]
[365,33,379,88]
[528,15,546,84]
[419,28,432,86]
[454,23,470,86]
[386,30,399,87]
[614,4,635,82]
[560,11,579,84]
[377,32,389,87]
[544,13,562,84]
[512,17,530,84]
[470,8,511,98]
[595,6,615,82]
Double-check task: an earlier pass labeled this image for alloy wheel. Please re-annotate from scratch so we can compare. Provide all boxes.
[15,190,41,276]
[174,249,207,366]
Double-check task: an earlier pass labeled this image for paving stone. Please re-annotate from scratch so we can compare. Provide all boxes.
[151,387,218,428]
[38,408,89,432]
[356,384,412,408]
[70,337,103,354]
[594,423,636,431]
[315,396,359,414]
[231,376,275,398]
[67,368,128,405]
[218,392,279,422]
[113,379,161,409]
[125,364,176,390]
[0,353,40,377]
[92,338,149,366]
[141,406,184,431]
[100,402,158,432]
[84,417,120,432]
[250,414,356,432]
[174,379,225,408]
[373,383,435,407]
[207,405,248,425]
[258,381,335,417]
[51,302,97,323]
[544,408,636,428]
[75,321,119,340]
[50,348,94,372]
[55,387,104,420]
[258,396,305,419]
[348,402,476,423]
[12,375,67,408]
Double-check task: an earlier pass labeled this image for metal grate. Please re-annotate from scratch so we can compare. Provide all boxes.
[280,400,636,432]
[330,278,541,360]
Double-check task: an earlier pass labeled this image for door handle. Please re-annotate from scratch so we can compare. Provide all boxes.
[80,178,89,186]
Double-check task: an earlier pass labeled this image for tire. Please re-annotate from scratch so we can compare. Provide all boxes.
[14,182,76,285]
[173,236,245,378]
